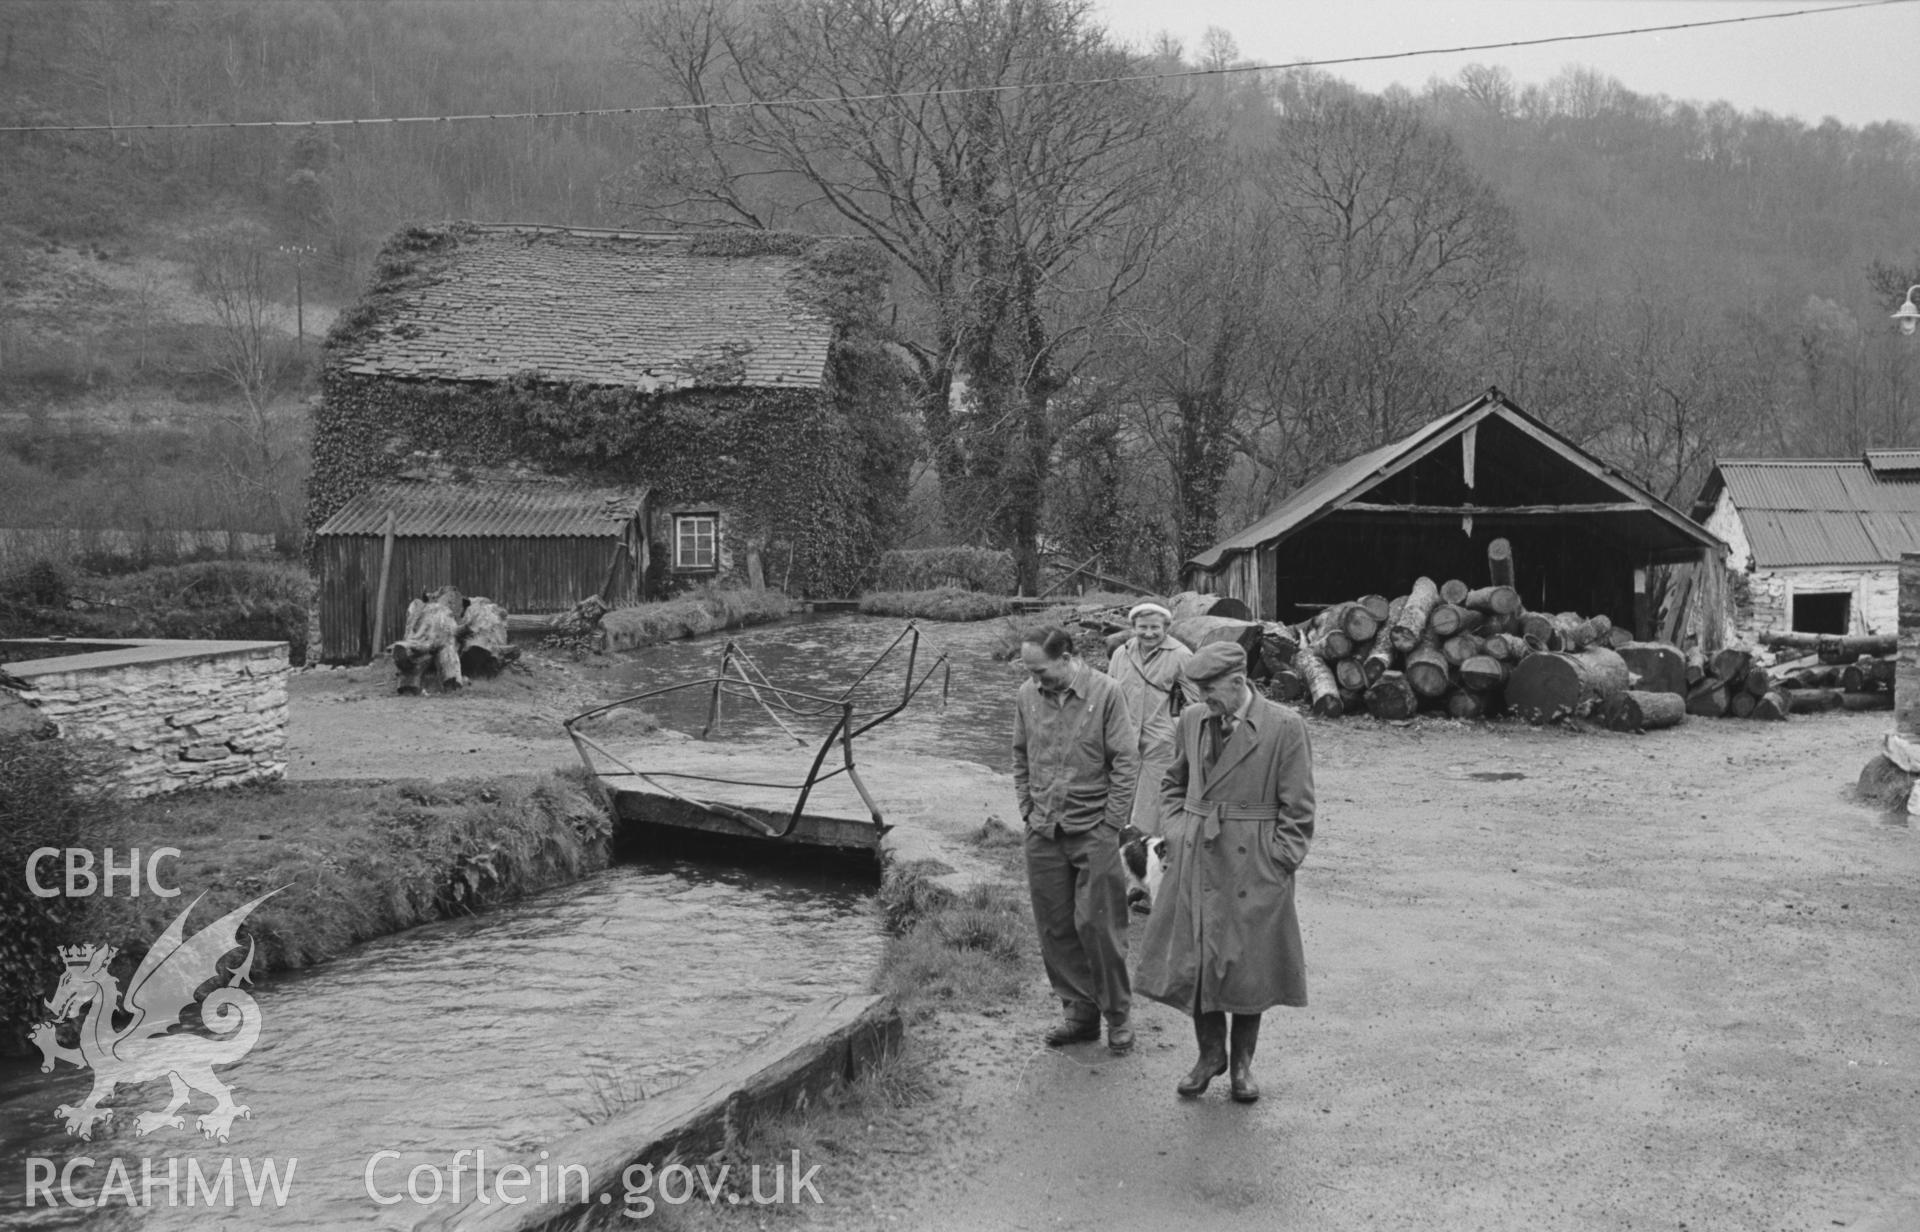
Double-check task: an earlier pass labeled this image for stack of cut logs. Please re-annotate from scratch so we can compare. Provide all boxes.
[1259,576,1647,724]
[1078,543,1886,732]
[1684,631,1898,718]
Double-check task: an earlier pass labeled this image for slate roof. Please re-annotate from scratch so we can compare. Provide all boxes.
[315,481,647,538]
[1189,389,1718,571]
[1697,458,1920,568]
[333,225,837,390]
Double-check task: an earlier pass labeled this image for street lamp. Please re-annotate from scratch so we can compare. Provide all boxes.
[1896,284,1920,337]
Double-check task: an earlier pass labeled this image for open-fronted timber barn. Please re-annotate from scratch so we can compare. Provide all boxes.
[1183,388,1728,643]
[313,480,648,663]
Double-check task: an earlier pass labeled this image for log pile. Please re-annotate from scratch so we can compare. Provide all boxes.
[1252,541,1649,725]
[1736,632,1897,717]
[1654,633,1896,721]
[1064,565,1887,732]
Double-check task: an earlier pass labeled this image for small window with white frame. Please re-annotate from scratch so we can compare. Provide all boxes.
[673,513,718,571]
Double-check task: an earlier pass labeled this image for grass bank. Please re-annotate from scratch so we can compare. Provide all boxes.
[3,753,612,1052]
[600,586,796,651]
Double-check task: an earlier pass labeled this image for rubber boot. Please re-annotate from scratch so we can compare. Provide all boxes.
[1229,1013,1262,1103]
[1176,1011,1228,1097]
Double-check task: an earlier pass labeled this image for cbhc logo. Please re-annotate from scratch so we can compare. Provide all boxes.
[25,848,182,898]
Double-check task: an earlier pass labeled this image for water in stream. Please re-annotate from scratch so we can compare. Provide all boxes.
[0,858,879,1229]
[0,615,1015,1229]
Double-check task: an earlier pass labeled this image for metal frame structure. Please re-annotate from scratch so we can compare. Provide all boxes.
[563,621,950,840]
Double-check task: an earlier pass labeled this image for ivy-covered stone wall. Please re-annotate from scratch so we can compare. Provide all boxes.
[308,372,906,597]
[307,226,914,598]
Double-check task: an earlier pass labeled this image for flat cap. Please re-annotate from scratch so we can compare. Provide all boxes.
[1183,641,1247,684]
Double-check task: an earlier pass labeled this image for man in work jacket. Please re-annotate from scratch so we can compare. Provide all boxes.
[1135,640,1316,1103]
[1012,625,1141,1054]
[1105,600,1198,838]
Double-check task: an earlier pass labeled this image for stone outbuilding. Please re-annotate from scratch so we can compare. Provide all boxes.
[1691,453,1920,642]
[1184,388,1727,641]
[308,223,912,660]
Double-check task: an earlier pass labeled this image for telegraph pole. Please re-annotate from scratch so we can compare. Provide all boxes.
[278,244,317,346]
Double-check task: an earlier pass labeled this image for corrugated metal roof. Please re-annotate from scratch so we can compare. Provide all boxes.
[1710,458,1920,566]
[1866,449,1920,474]
[1189,412,1466,568]
[1188,389,1719,570]
[332,225,838,391]
[315,482,646,538]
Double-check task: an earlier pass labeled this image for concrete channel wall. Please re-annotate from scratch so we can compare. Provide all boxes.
[405,796,993,1232]
[414,993,901,1232]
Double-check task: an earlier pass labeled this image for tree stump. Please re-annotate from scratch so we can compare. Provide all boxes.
[1602,689,1686,732]
[1363,672,1418,720]
[1487,538,1515,588]
[1260,624,1301,677]
[1363,636,1396,685]
[1428,603,1483,639]
[1292,646,1343,717]
[1390,577,1440,653]
[1616,642,1686,696]
[1856,753,1915,810]
[1464,585,1521,616]
[392,589,466,694]
[1786,687,1844,713]
[1685,679,1730,717]
[1506,646,1630,724]
[1458,655,1509,692]
[1341,603,1380,643]
[1170,615,1264,659]
[1403,637,1453,699]
[458,597,518,678]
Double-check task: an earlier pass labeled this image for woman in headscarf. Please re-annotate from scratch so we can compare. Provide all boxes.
[1104,601,1197,837]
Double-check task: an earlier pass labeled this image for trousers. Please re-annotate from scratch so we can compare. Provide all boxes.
[1024,823,1131,1020]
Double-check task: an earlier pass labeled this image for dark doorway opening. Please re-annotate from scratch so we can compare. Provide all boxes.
[1791,591,1850,634]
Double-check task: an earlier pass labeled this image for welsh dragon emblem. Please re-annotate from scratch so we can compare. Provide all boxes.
[30,890,278,1143]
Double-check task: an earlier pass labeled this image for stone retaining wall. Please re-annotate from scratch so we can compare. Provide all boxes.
[1,638,290,797]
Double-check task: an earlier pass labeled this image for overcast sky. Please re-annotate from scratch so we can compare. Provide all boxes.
[1092,0,1920,129]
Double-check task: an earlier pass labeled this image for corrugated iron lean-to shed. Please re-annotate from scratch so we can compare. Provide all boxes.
[313,481,649,662]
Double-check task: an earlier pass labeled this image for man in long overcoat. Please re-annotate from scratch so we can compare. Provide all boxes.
[1135,641,1315,1102]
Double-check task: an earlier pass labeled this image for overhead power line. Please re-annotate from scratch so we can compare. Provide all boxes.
[0,0,1904,134]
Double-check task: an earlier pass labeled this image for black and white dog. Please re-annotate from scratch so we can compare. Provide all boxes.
[1118,825,1169,915]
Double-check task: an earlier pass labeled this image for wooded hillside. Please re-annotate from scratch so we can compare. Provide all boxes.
[1,1,1917,589]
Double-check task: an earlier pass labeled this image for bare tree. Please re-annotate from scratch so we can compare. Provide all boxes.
[189,226,301,549]
[1593,288,1754,503]
[1243,76,1520,489]
[1106,165,1275,562]
[625,0,1193,591]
